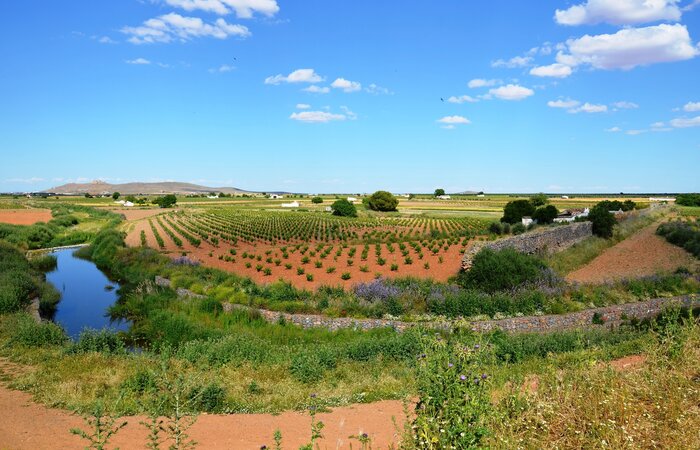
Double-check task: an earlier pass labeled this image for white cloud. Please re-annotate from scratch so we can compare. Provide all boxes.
[97,36,117,44]
[468,78,500,88]
[547,99,581,108]
[557,24,698,70]
[265,68,324,85]
[126,57,151,65]
[626,129,647,135]
[492,56,533,68]
[340,106,357,120]
[296,103,311,109]
[489,84,534,101]
[163,0,280,18]
[447,95,479,104]
[330,77,362,93]
[437,115,471,125]
[570,102,608,113]
[613,101,639,109]
[122,13,250,44]
[683,101,700,112]
[555,0,682,26]
[302,85,330,94]
[290,111,346,123]
[365,83,391,95]
[670,115,700,127]
[530,63,572,78]
[605,126,622,132]
[210,64,235,73]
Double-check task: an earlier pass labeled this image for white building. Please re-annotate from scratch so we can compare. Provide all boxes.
[554,208,589,223]
[269,194,284,199]
[477,194,485,198]
[123,201,134,207]
[561,195,569,199]
[347,197,360,203]
[281,201,300,208]
[522,216,534,226]
[436,195,451,200]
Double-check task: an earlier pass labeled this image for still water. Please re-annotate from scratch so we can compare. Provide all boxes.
[46,247,129,339]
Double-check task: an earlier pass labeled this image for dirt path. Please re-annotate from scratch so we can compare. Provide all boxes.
[567,223,697,284]
[0,384,405,449]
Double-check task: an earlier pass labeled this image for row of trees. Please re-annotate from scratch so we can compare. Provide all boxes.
[331,191,400,217]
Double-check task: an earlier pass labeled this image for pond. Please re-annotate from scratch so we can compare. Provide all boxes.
[45,247,129,339]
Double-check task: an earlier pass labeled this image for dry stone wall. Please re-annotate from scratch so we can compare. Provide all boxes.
[461,222,593,270]
[221,295,698,334]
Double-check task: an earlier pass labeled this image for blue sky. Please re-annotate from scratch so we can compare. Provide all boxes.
[1,0,699,194]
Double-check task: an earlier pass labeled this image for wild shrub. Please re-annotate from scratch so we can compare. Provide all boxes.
[8,314,67,347]
[68,329,126,355]
[408,337,491,449]
[458,248,548,293]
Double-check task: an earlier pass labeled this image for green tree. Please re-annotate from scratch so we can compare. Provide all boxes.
[529,193,549,207]
[501,200,535,224]
[331,199,357,217]
[459,248,547,293]
[589,204,616,238]
[434,188,446,197]
[367,191,399,212]
[111,192,120,200]
[532,204,559,224]
[311,196,323,204]
[153,194,177,209]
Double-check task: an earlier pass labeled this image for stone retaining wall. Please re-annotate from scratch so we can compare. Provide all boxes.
[461,222,593,270]
[153,276,698,334]
[222,295,699,334]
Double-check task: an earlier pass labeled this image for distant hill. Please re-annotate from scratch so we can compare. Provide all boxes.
[43,180,271,195]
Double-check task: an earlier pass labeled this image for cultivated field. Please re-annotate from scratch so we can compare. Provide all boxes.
[126,208,490,288]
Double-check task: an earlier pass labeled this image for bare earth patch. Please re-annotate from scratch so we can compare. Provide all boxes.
[566,223,697,284]
[608,354,647,372]
[0,384,405,449]
[0,209,52,225]
[110,208,162,221]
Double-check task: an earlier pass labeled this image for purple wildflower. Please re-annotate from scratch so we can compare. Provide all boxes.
[460,375,467,381]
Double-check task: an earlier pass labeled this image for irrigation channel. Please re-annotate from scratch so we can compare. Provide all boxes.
[45,247,129,339]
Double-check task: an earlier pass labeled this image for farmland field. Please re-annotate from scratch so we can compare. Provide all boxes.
[126,206,492,288]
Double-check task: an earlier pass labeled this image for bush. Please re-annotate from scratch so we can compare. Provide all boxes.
[488,222,503,235]
[533,205,558,224]
[68,329,126,355]
[331,199,357,217]
[8,315,68,347]
[311,197,323,204]
[511,223,526,235]
[589,204,616,238]
[153,194,177,208]
[501,200,535,224]
[458,248,548,293]
[29,254,58,272]
[676,193,700,207]
[366,191,399,212]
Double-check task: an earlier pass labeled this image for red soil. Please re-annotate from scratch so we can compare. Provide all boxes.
[608,354,646,372]
[127,218,471,290]
[111,208,163,221]
[0,384,405,449]
[566,223,697,284]
[0,209,52,225]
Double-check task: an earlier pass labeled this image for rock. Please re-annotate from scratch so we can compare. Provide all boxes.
[154,276,171,288]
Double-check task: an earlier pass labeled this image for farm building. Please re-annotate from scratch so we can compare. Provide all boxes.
[561,195,569,199]
[554,208,589,223]
[436,195,451,200]
[281,201,300,208]
[522,216,534,226]
[269,194,284,199]
[347,197,361,203]
[123,201,134,207]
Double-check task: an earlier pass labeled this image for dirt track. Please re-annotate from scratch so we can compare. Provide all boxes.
[0,384,405,449]
[566,223,697,284]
